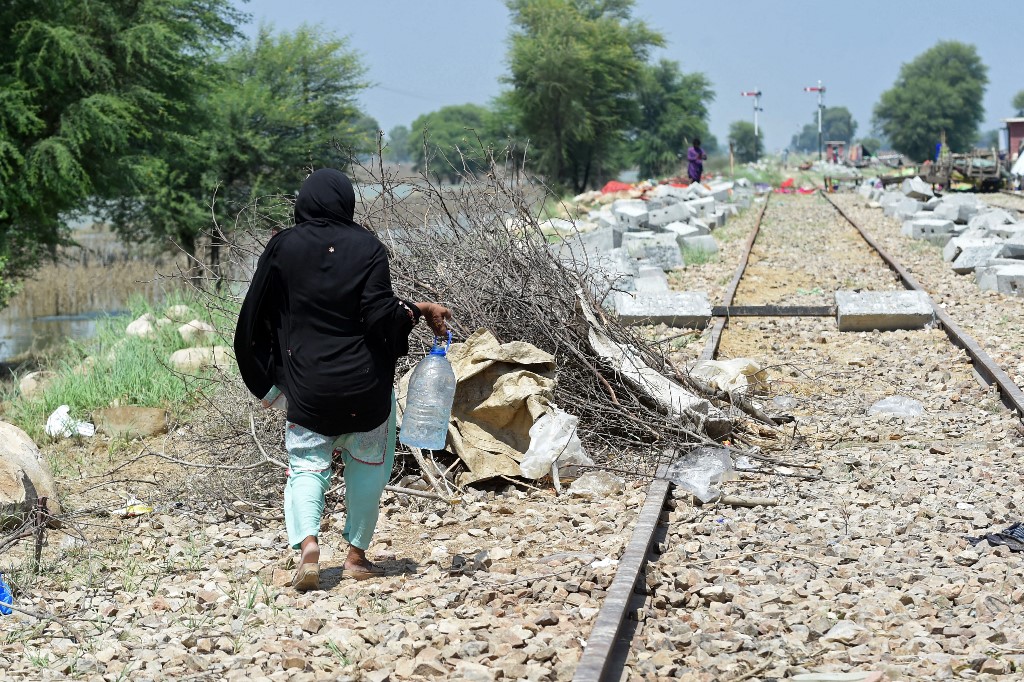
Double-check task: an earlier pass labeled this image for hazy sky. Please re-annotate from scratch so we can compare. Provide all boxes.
[238,0,1020,152]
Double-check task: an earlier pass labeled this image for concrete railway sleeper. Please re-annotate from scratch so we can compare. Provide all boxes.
[574,192,1024,681]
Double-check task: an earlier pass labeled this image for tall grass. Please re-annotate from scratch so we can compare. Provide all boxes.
[2,292,230,442]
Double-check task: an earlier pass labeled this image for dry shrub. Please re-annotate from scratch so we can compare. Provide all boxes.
[170,144,728,506]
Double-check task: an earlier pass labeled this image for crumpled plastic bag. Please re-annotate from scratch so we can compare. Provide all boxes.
[519,407,594,479]
[867,396,924,418]
[44,405,95,438]
[568,470,625,498]
[667,447,736,502]
[691,358,769,393]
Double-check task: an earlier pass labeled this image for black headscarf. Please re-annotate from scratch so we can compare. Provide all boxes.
[294,168,357,226]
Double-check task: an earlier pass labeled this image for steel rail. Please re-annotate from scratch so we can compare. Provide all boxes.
[823,193,1024,418]
[572,467,671,682]
[575,196,774,682]
[700,195,771,360]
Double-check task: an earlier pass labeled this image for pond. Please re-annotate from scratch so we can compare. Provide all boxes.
[0,309,127,363]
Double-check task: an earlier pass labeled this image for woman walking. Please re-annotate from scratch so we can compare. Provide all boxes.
[235,169,451,590]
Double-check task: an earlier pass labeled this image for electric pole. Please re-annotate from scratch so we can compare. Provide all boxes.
[803,81,826,161]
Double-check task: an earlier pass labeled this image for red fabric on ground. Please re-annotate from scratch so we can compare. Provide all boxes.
[780,177,795,189]
[601,181,633,194]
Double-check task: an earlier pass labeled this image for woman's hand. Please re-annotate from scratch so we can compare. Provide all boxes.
[415,302,452,337]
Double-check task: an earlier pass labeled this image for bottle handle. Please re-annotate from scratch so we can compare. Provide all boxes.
[431,330,453,354]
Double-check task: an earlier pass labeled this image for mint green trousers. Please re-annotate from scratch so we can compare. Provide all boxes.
[283,393,397,550]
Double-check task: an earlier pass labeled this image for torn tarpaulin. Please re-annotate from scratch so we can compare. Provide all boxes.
[966,521,1024,553]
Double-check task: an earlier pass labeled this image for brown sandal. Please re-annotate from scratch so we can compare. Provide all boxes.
[291,562,320,591]
[343,561,385,581]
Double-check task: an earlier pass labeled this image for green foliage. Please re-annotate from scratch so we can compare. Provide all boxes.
[728,121,763,163]
[384,125,413,163]
[3,293,222,442]
[632,59,714,179]
[1013,90,1024,117]
[104,23,371,257]
[976,128,999,149]
[504,0,664,193]
[872,41,988,161]
[857,137,883,155]
[791,106,858,152]
[0,0,243,307]
[410,104,504,184]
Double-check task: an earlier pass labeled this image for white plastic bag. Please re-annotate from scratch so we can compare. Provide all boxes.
[691,358,769,393]
[519,408,594,479]
[568,471,625,498]
[44,405,96,438]
[667,447,734,502]
[867,396,924,418]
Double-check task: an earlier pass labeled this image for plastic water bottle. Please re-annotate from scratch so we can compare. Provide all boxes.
[400,332,457,450]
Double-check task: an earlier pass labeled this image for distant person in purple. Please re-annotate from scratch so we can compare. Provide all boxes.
[687,138,707,184]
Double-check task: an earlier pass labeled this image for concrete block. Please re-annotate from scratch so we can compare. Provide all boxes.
[686,197,716,220]
[663,222,706,240]
[589,209,616,229]
[707,181,733,203]
[648,184,690,202]
[689,218,710,233]
[686,183,712,199]
[611,290,712,328]
[895,198,925,220]
[1002,234,1024,258]
[634,266,669,292]
[968,208,1017,232]
[951,245,1007,274]
[681,235,719,256]
[835,290,934,332]
[975,263,1024,296]
[943,237,1002,263]
[987,222,1024,240]
[901,176,934,200]
[923,197,942,211]
[712,210,727,227]
[648,201,693,228]
[910,219,956,243]
[622,232,683,271]
[931,202,960,222]
[613,202,649,231]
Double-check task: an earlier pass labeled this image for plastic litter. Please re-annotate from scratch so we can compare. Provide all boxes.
[568,471,625,498]
[0,573,11,615]
[690,358,769,393]
[519,408,594,479]
[590,557,619,569]
[773,395,798,409]
[110,497,154,519]
[667,447,735,503]
[44,405,96,438]
[867,396,924,418]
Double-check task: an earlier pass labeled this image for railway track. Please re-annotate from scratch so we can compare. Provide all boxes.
[574,192,1024,681]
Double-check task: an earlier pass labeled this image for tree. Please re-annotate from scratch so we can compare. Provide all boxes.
[632,59,714,179]
[504,0,663,193]
[410,104,501,184]
[384,125,412,163]
[0,0,242,306]
[1013,90,1024,117]
[976,128,1000,149]
[728,121,763,163]
[105,24,370,261]
[790,106,858,152]
[873,41,988,161]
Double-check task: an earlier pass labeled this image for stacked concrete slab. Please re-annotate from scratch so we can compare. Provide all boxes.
[552,178,748,326]
[862,176,1024,297]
